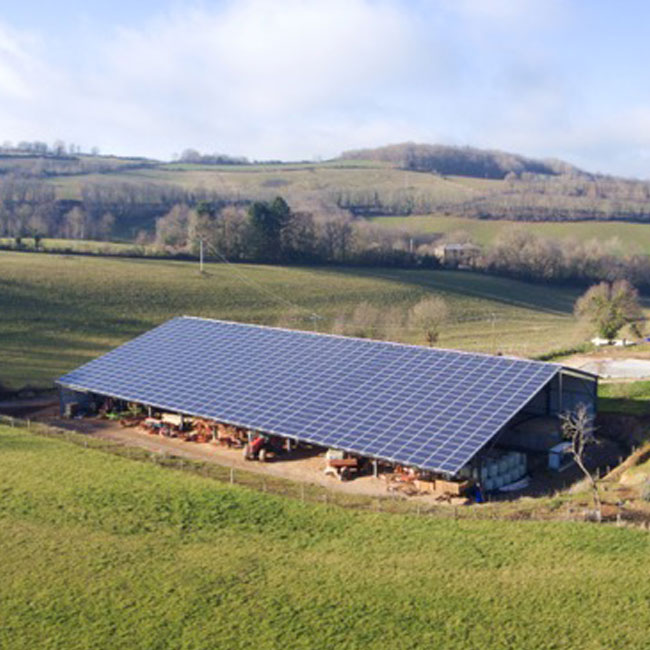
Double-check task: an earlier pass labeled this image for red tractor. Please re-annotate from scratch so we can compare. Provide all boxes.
[243,434,285,462]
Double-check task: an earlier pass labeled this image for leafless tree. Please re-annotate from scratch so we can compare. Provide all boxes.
[560,404,602,522]
[408,296,449,346]
[574,280,644,341]
[156,204,192,249]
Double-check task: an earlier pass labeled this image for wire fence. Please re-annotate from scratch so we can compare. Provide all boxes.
[1,413,641,526]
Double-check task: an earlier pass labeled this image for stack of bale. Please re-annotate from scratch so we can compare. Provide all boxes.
[460,451,527,491]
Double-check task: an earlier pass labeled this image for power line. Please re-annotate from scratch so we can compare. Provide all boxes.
[202,242,323,322]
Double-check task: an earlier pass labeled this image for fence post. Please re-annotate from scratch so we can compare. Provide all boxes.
[230,467,234,484]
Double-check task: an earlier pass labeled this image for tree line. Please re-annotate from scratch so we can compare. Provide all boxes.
[154,197,430,267]
[6,181,650,294]
[152,198,650,291]
[339,142,577,178]
[0,177,250,241]
[334,173,650,222]
[480,228,650,289]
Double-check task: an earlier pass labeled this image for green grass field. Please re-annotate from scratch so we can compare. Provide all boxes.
[12,151,650,256]
[1,424,649,649]
[0,251,589,389]
[599,381,650,416]
[0,237,153,254]
[48,159,491,202]
[371,214,650,254]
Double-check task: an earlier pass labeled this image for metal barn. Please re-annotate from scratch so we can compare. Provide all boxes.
[56,317,597,488]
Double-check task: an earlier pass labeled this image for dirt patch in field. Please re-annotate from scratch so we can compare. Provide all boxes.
[563,355,650,379]
[44,416,438,500]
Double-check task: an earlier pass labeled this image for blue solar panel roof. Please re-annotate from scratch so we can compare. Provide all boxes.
[57,316,561,475]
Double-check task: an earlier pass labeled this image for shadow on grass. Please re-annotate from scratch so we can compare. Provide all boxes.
[319,266,579,316]
[598,381,650,417]
[598,396,650,417]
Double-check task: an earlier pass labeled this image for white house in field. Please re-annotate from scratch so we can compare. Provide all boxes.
[433,242,481,267]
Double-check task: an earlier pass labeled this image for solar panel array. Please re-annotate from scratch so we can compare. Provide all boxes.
[57,317,561,475]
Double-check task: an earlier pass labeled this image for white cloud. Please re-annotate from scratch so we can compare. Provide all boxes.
[0,23,43,100]
[0,1,649,177]
[76,0,425,158]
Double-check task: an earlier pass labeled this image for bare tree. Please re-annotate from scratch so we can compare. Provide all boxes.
[97,212,115,241]
[574,280,643,341]
[63,206,87,239]
[560,404,602,522]
[349,302,382,338]
[408,296,449,346]
[156,203,192,249]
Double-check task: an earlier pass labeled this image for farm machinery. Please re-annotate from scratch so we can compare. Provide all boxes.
[243,433,287,462]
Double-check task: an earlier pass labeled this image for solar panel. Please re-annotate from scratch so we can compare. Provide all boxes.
[56,317,560,475]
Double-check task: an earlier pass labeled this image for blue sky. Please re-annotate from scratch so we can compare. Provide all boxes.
[1,0,649,177]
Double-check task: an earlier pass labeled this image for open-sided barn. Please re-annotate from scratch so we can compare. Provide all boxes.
[57,317,597,488]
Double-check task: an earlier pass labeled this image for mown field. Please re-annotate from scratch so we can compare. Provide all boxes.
[371,214,650,255]
[1,424,649,649]
[48,159,493,203]
[0,238,150,254]
[0,251,589,389]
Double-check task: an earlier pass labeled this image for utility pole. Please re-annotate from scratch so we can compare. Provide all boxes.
[199,238,204,274]
[491,312,496,354]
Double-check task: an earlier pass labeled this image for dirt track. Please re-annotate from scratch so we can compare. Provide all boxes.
[564,355,650,379]
[45,417,421,499]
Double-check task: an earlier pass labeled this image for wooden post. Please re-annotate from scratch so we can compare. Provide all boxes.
[373,459,378,478]
[230,467,234,484]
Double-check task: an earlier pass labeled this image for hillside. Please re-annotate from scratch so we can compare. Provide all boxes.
[2,142,650,247]
[0,251,589,390]
[339,142,582,178]
[2,423,650,649]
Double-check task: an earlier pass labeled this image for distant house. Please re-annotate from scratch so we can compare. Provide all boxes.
[434,242,481,267]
